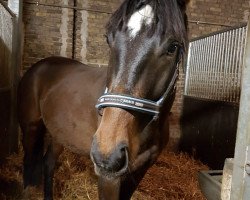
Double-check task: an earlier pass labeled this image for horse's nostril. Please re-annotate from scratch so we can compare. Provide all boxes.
[111,147,127,171]
[91,143,129,175]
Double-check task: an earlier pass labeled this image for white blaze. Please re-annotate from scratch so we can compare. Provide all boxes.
[127,5,154,38]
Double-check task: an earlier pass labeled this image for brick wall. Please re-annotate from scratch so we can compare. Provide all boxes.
[23,0,73,68]
[21,0,250,150]
[74,0,120,65]
[22,0,120,70]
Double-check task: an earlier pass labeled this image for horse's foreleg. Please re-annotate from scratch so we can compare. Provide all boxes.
[98,176,121,200]
[118,145,159,200]
[119,164,151,200]
[97,165,150,200]
[44,141,63,200]
[98,145,159,200]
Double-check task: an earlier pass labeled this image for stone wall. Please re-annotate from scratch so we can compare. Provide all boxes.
[21,0,250,150]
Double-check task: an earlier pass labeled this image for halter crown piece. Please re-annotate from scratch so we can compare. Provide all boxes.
[95,66,179,121]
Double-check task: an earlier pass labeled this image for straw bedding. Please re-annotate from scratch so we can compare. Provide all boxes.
[0,148,208,200]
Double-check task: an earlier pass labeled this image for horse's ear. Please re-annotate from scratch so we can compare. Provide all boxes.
[177,0,189,29]
[177,0,190,11]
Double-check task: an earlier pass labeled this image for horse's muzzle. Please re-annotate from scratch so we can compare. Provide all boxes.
[90,140,129,178]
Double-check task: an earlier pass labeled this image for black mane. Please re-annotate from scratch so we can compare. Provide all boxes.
[106,0,188,49]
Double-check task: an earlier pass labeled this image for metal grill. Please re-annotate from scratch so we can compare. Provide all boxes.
[184,25,248,103]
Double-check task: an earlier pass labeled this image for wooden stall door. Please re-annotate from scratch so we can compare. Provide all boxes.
[0,3,19,162]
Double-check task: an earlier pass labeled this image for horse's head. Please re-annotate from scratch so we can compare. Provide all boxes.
[91,0,188,178]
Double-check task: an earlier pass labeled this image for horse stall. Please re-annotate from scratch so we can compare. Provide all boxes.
[0,0,249,200]
[180,18,250,199]
[0,0,21,162]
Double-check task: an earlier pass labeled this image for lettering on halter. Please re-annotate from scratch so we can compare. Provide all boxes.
[99,97,144,108]
[127,5,154,38]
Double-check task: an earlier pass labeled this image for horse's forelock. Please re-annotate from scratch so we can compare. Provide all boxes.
[106,0,188,49]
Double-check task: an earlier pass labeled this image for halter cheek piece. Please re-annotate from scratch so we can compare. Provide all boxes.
[95,65,179,121]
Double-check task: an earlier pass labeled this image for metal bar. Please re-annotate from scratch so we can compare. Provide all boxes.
[228,30,234,102]
[191,42,196,95]
[191,23,247,42]
[233,29,238,102]
[236,28,244,103]
[227,31,233,101]
[193,41,198,96]
[201,38,207,98]
[184,43,192,95]
[188,42,193,95]
[218,33,224,100]
[224,32,230,101]
[213,34,219,100]
[231,29,238,102]
[188,20,234,28]
[210,35,216,99]
[192,41,198,96]
[221,32,227,101]
[215,34,221,100]
[0,0,15,17]
[229,30,235,101]
[230,19,250,200]
[23,1,113,14]
[204,37,210,98]
[232,29,238,102]
[210,36,215,98]
[237,28,246,102]
[216,34,222,101]
[207,36,213,99]
[197,40,202,97]
[214,35,218,99]
[196,39,201,97]
[200,39,205,98]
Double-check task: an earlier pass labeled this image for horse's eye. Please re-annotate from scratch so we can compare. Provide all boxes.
[166,43,179,55]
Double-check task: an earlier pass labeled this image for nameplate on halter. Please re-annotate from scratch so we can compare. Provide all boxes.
[96,94,160,116]
[99,96,145,108]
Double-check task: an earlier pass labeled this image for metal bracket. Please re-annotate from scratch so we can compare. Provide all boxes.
[245,146,250,175]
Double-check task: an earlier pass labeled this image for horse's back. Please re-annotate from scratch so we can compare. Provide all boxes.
[19,57,98,100]
[18,56,107,154]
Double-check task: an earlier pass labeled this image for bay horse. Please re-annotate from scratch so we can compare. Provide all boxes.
[17,0,189,199]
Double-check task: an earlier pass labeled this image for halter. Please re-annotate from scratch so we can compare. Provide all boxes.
[95,65,179,121]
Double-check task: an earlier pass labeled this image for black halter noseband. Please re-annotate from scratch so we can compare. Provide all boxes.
[96,65,179,121]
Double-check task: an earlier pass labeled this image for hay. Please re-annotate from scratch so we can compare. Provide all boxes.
[0,149,208,200]
[137,150,208,200]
